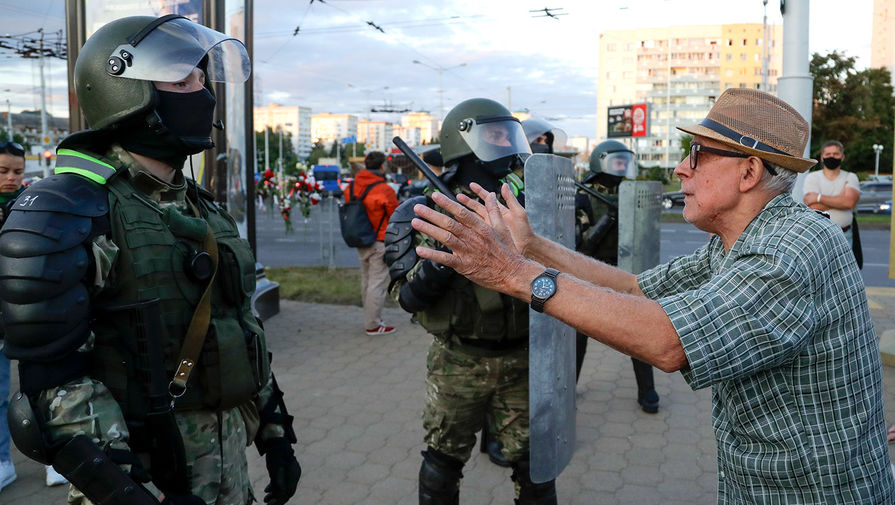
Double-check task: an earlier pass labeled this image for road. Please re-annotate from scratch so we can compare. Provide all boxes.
[254,197,893,288]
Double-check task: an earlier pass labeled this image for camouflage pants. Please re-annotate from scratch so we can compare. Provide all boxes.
[423,338,529,464]
[36,378,253,505]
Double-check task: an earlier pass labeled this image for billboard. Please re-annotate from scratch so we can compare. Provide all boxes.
[607,103,648,138]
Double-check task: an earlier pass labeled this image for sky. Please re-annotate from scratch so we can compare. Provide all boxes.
[0,0,878,140]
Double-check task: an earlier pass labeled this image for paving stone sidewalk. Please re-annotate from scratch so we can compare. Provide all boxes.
[5,293,895,504]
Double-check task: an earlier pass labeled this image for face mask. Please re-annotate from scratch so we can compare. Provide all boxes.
[119,88,216,169]
[822,157,842,169]
[530,143,551,154]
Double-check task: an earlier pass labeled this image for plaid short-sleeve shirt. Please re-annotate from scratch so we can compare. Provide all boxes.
[639,193,894,504]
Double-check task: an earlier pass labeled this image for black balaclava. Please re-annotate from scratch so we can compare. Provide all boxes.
[119,87,216,170]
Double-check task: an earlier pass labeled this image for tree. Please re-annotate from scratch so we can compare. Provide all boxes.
[306,142,329,166]
[254,127,300,176]
[810,51,895,174]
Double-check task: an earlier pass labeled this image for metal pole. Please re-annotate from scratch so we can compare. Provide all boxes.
[264,127,269,171]
[439,68,444,122]
[761,0,769,91]
[38,30,49,178]
[778,0,813,200]
[5,98,11,138]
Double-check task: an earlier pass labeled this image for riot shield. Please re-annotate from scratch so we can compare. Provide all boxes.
[523,153,577,483]
[617,181,662,274]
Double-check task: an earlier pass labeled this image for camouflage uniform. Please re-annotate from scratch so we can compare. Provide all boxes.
[393,176,531,465]
[29,148,285,505]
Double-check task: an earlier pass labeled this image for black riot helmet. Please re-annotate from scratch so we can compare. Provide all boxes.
[440,98,531,177]
[583,139,636,186]
[75,15,250,130]
[522,117,568,154]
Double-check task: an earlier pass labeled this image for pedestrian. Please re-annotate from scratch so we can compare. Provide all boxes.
[348,150,399,335]
[802,140,861,262]
[575,139,659,413]
[411,88,895,503]
[386,98,556,504]
[0,139,26,494]
[0,15,300,505]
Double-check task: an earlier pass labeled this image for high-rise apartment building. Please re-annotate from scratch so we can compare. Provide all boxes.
[401,112,439,144]
[311,113,358,149]
[358,119,396,153]
[253,103,312,160]
[872,0,895,79]
[597,23,782,169]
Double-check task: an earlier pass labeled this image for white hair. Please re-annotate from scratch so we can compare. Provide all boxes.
[759,161,797,195]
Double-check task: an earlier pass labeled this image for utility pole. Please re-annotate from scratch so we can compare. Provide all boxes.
[777,0,813,200]
[5,97,11,139]
[264,127,270,171]
[761,0,769,91]
[38,29,49,178]
[412,60,466,121]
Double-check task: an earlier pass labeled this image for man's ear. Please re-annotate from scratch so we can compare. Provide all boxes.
[740,156,765,192]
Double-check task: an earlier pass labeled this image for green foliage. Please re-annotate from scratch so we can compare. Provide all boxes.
[255,127,299,176]
[810,51,895,174]
[679,134,693,161]
[0,131,29,151]
[342,142,367,168]
[641,165,669,184]
[307,142,329,166]
[264,266,398,307]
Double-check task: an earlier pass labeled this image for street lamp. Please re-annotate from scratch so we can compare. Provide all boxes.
[412,60,467,121]
[872,143,884,177]
[3,89,11,139]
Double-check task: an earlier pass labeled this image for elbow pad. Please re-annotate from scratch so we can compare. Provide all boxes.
[398,259,454,313]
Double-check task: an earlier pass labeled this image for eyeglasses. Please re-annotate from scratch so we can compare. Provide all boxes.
[688,143,777,176]
[0,141,25,157]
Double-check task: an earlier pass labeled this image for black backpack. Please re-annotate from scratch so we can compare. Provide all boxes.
[339,180,386,248]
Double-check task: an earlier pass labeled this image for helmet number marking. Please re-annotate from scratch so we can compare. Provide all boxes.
[17,195,39,207]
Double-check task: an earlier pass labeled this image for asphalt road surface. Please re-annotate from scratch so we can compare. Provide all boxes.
[254,198,894,288]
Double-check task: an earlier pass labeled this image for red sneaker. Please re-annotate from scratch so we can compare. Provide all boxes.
[365,325,396,336]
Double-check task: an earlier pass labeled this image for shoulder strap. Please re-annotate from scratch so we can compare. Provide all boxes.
[359,181,384,201]
[54,149,119,185]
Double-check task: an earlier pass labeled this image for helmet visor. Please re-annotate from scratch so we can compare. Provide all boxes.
[601,151,636,179]
[458,116,531,162]
[110,17,250,83]
[522,118,568,150]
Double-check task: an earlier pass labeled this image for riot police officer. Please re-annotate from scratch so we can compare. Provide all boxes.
[576,139,660,413]
[0,15,300,505]
[521,117,567,155]
[385,98,556,505]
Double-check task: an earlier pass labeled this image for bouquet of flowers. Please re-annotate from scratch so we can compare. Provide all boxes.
[277,171,323,234]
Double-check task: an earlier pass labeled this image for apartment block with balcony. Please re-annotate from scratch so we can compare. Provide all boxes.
[253,103,312,160]
[311,113,358,149]
[400,112,439,144]
[597,23,782,170]
[358,119,396,153]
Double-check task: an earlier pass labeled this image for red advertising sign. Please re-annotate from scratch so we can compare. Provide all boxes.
[607,103,649,138]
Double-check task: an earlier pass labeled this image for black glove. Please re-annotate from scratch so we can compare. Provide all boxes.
[160,494,207,505]
[262,437,301,505]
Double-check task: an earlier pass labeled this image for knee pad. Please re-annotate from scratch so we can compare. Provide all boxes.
[419,447,463,505]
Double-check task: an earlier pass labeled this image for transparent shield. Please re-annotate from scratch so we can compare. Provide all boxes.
[458,118,531,162]
[522,118,568,151]
[110,17,250,83]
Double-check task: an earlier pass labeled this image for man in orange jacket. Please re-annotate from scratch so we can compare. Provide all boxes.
[347,151,400,335]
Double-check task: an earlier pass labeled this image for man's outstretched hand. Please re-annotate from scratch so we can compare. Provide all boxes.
[411,184,540,299]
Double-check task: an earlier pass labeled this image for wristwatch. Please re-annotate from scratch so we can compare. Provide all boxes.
[530,268,560,313]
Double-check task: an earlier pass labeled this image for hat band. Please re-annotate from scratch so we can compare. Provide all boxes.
[699,118,790,157]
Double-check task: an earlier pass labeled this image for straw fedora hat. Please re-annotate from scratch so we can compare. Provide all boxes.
[677,88,817,173]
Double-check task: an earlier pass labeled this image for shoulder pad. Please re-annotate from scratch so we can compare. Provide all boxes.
[384,195,427,282]
[54,148,120,185]
[7,174,108,217]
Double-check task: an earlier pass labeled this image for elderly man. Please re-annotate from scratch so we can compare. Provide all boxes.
[411,88,895,503]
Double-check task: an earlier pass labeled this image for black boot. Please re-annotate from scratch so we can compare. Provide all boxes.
[479,423,511,467]
[632,357,659,413]
[419,447,463,505]
[512,459,557,505]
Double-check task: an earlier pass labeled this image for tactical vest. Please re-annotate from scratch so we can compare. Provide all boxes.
[414,173,529,351]
[56,149,269,417]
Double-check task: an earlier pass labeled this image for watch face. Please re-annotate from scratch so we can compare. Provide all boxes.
[532,275,556,299]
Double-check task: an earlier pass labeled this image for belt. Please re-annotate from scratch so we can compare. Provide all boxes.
[842,225,851,232]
